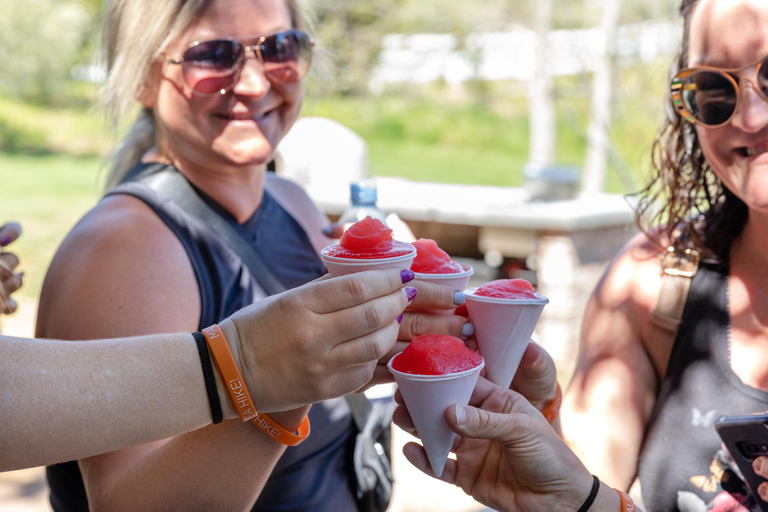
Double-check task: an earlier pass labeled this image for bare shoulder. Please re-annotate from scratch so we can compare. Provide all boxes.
[579,231,665,358]
[265,173,331,253]
[36,193,200,339]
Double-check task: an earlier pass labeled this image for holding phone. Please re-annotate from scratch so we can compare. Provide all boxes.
[715,412,768,511]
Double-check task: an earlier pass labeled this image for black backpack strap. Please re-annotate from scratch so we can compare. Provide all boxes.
[136,167,288,296]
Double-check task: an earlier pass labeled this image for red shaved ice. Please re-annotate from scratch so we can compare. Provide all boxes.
[324,216,414,259]
[392,334,483,375]
[474,279,541,300]
[410,239,464,274]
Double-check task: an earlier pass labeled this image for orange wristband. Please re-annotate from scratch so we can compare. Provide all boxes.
[615,489,636,512]
[202,324,258,422]
[540,382,562,424]
[251,413,311,446]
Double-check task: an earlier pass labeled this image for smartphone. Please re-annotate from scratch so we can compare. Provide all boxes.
[715,412,768,511]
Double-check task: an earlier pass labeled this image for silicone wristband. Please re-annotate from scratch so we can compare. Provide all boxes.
[251,413,311,446]
[202,324,258,422]
[193,332,223,424]
[576,475,600,512]
[540,382,562,424]
[615,489,636,512]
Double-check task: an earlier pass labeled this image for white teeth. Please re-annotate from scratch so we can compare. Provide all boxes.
[746,146,768,157]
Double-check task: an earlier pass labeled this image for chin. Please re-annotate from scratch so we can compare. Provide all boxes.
[218,141,278,167]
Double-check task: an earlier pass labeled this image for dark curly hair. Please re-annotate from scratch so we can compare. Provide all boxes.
[634,0,748,260]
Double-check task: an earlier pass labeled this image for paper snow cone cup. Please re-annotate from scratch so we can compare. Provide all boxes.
[388,355,484,478]
[414,263,474,315]
[464,289,549,389]
[321,245,417,277]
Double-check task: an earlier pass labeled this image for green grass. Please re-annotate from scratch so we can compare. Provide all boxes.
[0,153,103,300]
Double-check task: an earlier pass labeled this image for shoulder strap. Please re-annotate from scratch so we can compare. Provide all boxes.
[648,246,700,379]
[138,166,374,424]
[136,167,288,296]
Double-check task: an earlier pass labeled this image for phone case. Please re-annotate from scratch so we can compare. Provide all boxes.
[715,412,768,512]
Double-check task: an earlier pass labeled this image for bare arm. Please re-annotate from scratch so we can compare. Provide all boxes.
[560,233,662,490]
[0,332,218,472]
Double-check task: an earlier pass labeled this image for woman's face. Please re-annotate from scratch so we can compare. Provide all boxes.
[689,0,768,213]
[145,0,303,173]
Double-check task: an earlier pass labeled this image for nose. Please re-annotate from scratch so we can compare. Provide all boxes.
[231,51,270,97]
[730,79,768,133]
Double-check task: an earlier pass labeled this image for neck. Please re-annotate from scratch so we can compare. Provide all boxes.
[735,212,768,262]
[174,157,267,224]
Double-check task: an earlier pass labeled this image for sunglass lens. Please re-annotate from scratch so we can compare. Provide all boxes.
[683,71,737,125]
[261,31,312,82]
[758,56,768,98]
[182,40,243,94]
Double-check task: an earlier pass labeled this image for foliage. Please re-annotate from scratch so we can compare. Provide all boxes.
[0,0,98,105]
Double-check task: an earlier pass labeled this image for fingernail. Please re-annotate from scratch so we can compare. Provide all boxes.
[406,287,418,301]
[453,291,465,305]
[0,236,10,246]
[401,269,415,284]
[462,323,475,337]
[455,404,467,426]
[397,313,403,324]
[756,457,764,473]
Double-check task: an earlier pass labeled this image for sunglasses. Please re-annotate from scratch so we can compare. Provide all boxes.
[671,53,768,127]
[166,29,314,95]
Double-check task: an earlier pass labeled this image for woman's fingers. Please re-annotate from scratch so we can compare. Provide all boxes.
[330,321,401,367]
[301,268,415,314]
[402,442,457,482]
[398,311,471,340]
[408,280,463,311]
[1,272,23,295]
[510,341,559,406]
[0,222,21,247]
[323,286,413,342]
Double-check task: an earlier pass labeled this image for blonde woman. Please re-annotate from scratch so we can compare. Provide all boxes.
[35,0,469,510]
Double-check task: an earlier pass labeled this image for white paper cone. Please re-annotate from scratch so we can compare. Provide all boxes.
[414,264,473,315]
[321,246,417,277]
[464,289,548,388]
[388,355,484,477]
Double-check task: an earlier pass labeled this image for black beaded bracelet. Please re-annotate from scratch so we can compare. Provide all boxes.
[193,331,223,424]
[576,474,601,512]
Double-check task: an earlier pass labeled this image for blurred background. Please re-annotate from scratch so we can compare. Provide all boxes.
[1,0,680,510]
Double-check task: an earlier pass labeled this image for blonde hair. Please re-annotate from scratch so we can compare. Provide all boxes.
[102,0,312,189]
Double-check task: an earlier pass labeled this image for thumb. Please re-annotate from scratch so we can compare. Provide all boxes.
[446,403,517,443]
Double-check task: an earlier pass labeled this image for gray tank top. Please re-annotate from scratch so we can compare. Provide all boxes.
[637,258,768,511]
[46,163,358,512]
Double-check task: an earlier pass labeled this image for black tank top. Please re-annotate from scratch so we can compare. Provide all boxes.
[637,258,768,511]
[46,163,358,512]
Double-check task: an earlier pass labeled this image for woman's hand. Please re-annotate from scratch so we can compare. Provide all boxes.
[221,268,415,412]
[393,377,610,512]
[753,456,768,501]
[365,280,473,389]
[0,222,24,315]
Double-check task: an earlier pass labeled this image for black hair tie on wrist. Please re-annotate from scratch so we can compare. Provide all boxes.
[193,331,223,424]
[577,474,601,512]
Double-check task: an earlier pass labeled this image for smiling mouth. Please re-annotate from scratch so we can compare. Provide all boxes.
[737,144,768,157]
[217,110,272,121]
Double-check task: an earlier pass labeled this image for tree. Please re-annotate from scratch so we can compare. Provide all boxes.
[582,0,621,193]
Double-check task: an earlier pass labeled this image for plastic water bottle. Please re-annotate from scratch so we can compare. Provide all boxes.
[337,180,388,230]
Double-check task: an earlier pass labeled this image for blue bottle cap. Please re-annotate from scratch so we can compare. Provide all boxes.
[350,181,377,205]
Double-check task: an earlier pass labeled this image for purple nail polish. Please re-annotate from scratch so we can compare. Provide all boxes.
[400,269,415,284]
[406,287,418,301]
[0,236,10,246]
[397,313,403,324]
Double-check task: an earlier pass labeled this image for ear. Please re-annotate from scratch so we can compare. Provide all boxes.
[136,82,155,109]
